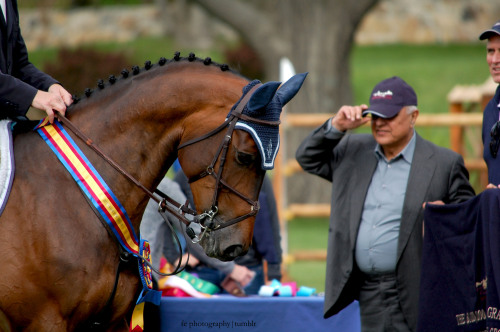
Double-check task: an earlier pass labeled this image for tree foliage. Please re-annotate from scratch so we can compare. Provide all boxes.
[43,47,131,95]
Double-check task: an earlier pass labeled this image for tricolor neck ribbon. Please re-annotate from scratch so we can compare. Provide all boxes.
[35,119,161,332]
[35,119,140,254]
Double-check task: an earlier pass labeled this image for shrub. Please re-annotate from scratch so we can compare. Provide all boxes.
[224,42,264,80]
[43,47,131,96]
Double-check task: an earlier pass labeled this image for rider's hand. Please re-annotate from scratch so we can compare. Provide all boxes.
[32,84,73,123]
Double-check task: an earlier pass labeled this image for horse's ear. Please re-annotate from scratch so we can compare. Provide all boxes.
[247,81,282,112]
[276,72,308,106]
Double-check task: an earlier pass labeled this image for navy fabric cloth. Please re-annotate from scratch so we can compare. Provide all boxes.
[418,189,500,331]
[160,296,361,332]
[482,85,500,185]
[229,80,281,170]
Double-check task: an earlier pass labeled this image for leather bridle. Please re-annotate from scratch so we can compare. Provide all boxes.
[53,82,280,275]
[177,83,280,242]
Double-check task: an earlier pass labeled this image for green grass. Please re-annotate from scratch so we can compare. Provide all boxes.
[351,43,488,147]
[30,36,225,73]
[287,261,327,294]
[27,40,491,294]
[285,218,329,293]
[19,1,150,9]
[29,41,489,133]
[351,44,488,109]
[287,217,329,251]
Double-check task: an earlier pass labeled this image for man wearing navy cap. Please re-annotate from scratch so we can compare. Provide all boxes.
[296,76,475,331]
[480,20,500,186]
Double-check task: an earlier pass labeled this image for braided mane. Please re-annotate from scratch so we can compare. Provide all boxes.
[71,51,238,105]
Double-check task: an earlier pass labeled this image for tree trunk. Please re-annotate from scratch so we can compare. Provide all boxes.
[188,0,379,204]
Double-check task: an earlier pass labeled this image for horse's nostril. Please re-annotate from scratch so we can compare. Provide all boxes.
[223,245,243,259]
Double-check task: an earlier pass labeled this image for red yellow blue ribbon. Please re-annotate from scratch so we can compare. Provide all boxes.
[130,302,146,332]
[35,119,161,332]
[35,119,139,254]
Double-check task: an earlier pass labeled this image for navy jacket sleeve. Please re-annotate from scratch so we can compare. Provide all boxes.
[0,0,59,118]
[251,175,282,280]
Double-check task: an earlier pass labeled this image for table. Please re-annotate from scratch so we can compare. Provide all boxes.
[160,295,360,332]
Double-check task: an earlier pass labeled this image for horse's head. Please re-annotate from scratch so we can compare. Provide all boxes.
[178,72,307,260]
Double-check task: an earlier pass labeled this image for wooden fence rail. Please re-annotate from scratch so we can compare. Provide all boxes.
[276,78,496,263]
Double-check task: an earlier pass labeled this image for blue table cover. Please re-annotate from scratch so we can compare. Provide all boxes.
[160,295,360,331]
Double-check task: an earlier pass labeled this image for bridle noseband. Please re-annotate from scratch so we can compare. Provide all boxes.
[177,83,280,243]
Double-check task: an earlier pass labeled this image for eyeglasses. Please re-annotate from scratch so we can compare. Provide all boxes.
[490,121,500,158]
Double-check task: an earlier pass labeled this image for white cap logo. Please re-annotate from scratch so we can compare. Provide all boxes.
[372,90,393,99]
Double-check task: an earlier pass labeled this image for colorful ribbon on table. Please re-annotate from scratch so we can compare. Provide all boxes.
[176,270,220,294]
[258,279,316,297]
[157,260,220,298]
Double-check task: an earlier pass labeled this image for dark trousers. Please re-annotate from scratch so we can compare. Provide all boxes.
[358,273,411,332]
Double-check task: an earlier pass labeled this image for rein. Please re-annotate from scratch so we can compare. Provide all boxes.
[55,112,197,225]
[52,82,280,274]
[54,112,194,277]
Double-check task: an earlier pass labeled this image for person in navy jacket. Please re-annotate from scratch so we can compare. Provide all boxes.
[0,0,72,124]
[480,20,500,187]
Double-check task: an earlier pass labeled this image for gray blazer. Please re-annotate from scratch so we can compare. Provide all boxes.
[295,120,475,331]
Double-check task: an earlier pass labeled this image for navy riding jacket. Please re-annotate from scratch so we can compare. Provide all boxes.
[0,0,58,119]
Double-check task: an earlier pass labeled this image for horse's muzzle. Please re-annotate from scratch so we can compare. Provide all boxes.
[199,229,249,261]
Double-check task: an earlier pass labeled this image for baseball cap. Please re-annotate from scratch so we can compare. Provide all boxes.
[479,20,500,40]
[362,76,418,119]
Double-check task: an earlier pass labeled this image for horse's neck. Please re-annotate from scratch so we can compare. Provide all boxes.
[66,86,179,223]
[64,65,245,230]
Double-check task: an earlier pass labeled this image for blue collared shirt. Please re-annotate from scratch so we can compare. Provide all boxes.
[354,131,416,274]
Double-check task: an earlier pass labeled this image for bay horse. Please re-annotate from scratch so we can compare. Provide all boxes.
[0,53,306,331]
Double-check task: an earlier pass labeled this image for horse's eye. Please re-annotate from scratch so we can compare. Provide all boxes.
[235,151,255,166]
